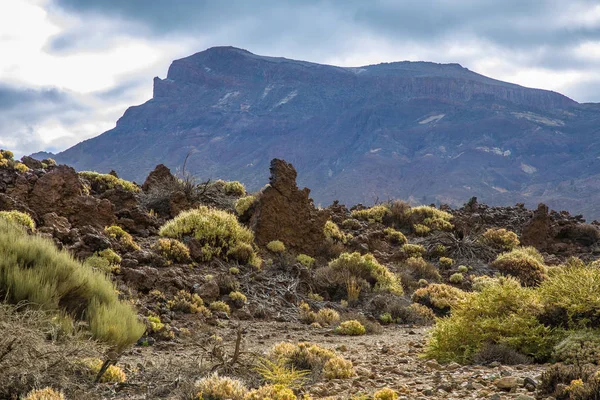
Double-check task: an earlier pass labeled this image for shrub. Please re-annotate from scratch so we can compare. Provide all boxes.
[223,181,246,196]
[481,228,520,250]
[244,384,298,400]
[0,149,14,160]
[229,267,240,275]
[457,265,469,273]
[379,312,394,324]
[439,257,454,268]
[23,388,65,400]
[373,388,399,400]
[341,218,362,230]
[85,358,127,383]
[473,343,533,365]
[413,224,431,236]
[235,195,256,215]
[386,200,411,227]
[97,248,121,264]
[400,243,425,258]
[84,255,116,274]
[403,257,440,281]
[296,254,315,268]
[323,356,355,379]
[412,283,468,315]
[538,263,600,328]
[0,210,35,231]
[78,171,139,193]
[553,330,600,365]
[491,246,547,287]
[324,220,350,244]
[227,242,255,264]
[539,364,599,399]
[329,252,403,295]
[152,238,190,263]
[351,205,391,223]
[159,206,256,263]
[105,225,140,251]
[254,358,309,389]
[335,320,366,336]
[383,227,407,245]
[267,240,286,253]
[449,273,464,284]
[229,291,247,307]
[14,162,29,173]
[424,277,556,364]
[308,292,323,301]
[0,220,144,350]
[408,206,453,232]
[315,308,340,326]
[210,301,231,315]
[196,373,247,400]
[168,290,210,315]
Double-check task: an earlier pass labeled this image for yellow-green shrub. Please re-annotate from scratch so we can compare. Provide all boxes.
[481,228,520,250]
[401,257,441,282]
[439,257,454,268]
[0,220,144,350]
[84,358,127,383]
[351,205,391,223]
[315,308,340,326]
[553,330,600,365]
[324,220,350,243]
[323,356,355,379]
[23,387,65,400]
[196,373,247,400]
[491,247,547,287]
[449,273,464,284]
[84,255,116,274]
[168,290,211,316]
[383,227,407,245]
[335,320,366,336]
[79,171,140,193]
[105,225,140,251]
[413,224,431,236]
[296,254,315,268]
[0,210,35,231]
[229,291,247,307]
[409,206,453,232]
[210,301,231,315]
[412,283,469,315]
[329,252,403,295]
[254,358,309,389]
[159,206,256,263]
[268,342,352,380]
[14,162,29,173]
[245,384,297,400]
[401,243,425,258]
[424,277,556,364]
[267,240,286,253]
[235,195,256,215]
[152,238,190,263]
[223,181,246,196]
[373,388,399,400]
[97,248,121,264]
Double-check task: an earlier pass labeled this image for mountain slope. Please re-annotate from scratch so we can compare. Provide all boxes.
[51,46,600,219]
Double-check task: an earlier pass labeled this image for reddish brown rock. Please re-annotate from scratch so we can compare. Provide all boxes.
[521,203,552,250]
[249,159,329,256]
[142,164,176,192]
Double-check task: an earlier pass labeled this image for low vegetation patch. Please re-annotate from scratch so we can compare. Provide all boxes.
[152,238,190,263]
[491,246,547,286]
[235,195,256,215]
[329,252,403,295]
[223,180,246,196]
[105,225,140,251]
[79,171,140,193]
[324,220,351,243]
[412,283,469,316]
[0,210,35,231]
[335,320,366,336]
[480,228,520,250]
[267,240,286,253]
[408,206,453,233]
[351,205,391,223]
[268,342,354,380]
[195,373,247,400]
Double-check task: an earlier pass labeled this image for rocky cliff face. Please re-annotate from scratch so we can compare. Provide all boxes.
[49,46,600,219]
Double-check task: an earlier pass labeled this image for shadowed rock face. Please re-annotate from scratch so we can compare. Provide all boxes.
[47,46,600,219]
[250,159,329,255]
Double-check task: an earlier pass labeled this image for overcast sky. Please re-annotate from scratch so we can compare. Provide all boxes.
[2,0,600,158]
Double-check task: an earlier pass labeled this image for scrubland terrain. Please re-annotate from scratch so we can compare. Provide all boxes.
[1,150,600,400]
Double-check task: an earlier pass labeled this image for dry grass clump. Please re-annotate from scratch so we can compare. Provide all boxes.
[195,373,247,400]
[323,356,355,379]
[245,384,298,400]
[412,283,468,316]
[329,252,403,295]
[267,240,286,253]
[268,342,354,380]
[480,228,520,250]
[235,195,256,215]
[78,171,140,193]
[23,387,66,400]
[383,227,407,245]
[351,205,391,223]
[105,225,140,251]
[159,206,257,263]
[0,220,144,350]
[438,256,454,268]
[0,210,35,231]
[449,273,464,284]
[223,180,246,196]
[254,358,309,389]
[334,320,366,336]
[83,358,127,383]
[298,302,340,326]
[152,238,190,263]
[84,255,118,274]
[491,246,548,287]
[424,277,555,364]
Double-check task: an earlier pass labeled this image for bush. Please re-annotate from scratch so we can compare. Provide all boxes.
[412,283,468,315]
[0,220,144,350]
[424,277,556,364]
[268,342,352,380]
[227,242,256,264]
[168,290,211,316]
[473,343,533,365]
[449,273,464,284]
[159,206,256,263]
[457,265,469,273]
[97,248,121,264]
[324,220,350,244]
[373,388,399,400]
[0,210,35,231]
[245,384,298,400]
[400,243,426,258]
[210,301,231,316]
[105,225,140,251]
[413,224,431,236]
[229,291,247,307]
[538,263,600,329]
[254,358,308,389]
[196,373,247,400]
[78,171,139,193]
[235,195,256,215]
[439,257,454,268]
[85,358,127,383]
[539,364,599,399]
[267,240,286,253]
[323,356,355,379]
[341,218,362,230]
[383,227,407,245]
[481,228,520,250]
[296,254,315,268]
[23,388,65,400]
[491,246,547,287]
[351,205,391,223]
[553,330,600,365]
[408,206,453,232]
[335,320,366,336]
[329,252,403,295]
[152,238,190,263]
[84,255,116,274]
[398,257,441,291]
[223,181,246,196]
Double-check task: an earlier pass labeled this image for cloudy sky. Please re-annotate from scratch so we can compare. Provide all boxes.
[2,0,600,158]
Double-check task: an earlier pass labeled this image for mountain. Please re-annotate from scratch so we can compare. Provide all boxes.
[50,46,600,219]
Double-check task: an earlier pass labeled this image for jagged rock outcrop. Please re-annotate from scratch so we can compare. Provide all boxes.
[521,204,552,250]
[250,159,329,255]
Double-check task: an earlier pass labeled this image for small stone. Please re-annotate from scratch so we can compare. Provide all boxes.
[495,376,521,391]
